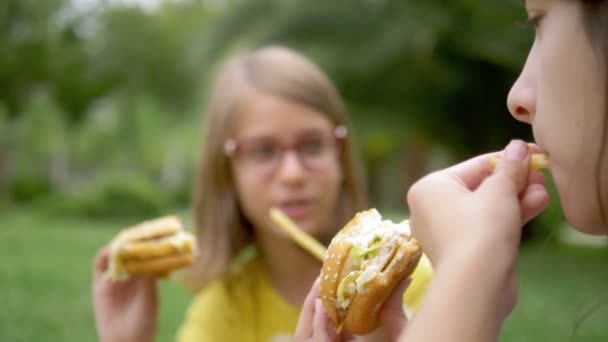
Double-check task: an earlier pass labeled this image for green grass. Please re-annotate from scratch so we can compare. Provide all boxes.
[0,210,191,342]
[502,243,608,341]
[1,209,607,341]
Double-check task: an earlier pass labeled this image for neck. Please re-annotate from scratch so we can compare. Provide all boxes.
[256,233,321,307]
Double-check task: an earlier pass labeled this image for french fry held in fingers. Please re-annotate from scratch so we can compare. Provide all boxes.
[269,207,326,261]
[489,153,549,171]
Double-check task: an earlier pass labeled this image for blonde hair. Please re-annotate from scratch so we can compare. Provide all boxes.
[180,46,368,291]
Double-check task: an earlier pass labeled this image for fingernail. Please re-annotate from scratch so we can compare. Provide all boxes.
[504,140,527,161]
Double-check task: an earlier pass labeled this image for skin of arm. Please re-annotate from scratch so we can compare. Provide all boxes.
[398,246,514,342]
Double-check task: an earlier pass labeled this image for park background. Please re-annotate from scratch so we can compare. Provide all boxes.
[1,0,608,341]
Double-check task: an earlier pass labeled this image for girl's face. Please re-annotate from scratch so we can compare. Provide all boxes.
[229,93,343,242]
[507,1,608,234]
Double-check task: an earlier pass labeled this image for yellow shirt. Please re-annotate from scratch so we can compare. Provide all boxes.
[177,252,433,341]
[177,256,300,342]
[402,253,433,313]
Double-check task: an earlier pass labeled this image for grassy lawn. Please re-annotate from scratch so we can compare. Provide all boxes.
[1,209,607,341]
[0,210,192,342]
[502,243,608,341]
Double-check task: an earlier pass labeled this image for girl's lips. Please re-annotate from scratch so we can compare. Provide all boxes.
[277,201,314,219]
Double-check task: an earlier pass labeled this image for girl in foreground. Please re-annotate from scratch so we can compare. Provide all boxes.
[296,1,608,341]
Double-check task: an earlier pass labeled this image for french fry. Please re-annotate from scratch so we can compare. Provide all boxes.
[269,208,326,261]
[489,153,549,171]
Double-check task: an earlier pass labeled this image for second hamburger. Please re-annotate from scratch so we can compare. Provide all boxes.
[106,216,197,281]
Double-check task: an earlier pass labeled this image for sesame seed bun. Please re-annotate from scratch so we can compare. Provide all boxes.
[320,209,422,335]
[106,216,197,280]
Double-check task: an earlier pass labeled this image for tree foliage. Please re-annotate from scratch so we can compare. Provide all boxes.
[2,0,556,222]
[200,0,536,156]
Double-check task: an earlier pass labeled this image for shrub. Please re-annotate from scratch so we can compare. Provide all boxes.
[8,175,52,203]
[42,173,173,220]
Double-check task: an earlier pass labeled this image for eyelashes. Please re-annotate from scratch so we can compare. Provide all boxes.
[515,13,544,31]
[526,14,544,29]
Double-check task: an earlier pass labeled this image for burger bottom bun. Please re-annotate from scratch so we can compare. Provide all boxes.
[340,240,421,335]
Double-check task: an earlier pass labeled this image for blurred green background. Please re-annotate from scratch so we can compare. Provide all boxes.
[1,0,607,341]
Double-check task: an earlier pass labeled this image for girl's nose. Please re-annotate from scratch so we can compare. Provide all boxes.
[507,76,536,125]
[507,47,538,125]
[276,150,306,183]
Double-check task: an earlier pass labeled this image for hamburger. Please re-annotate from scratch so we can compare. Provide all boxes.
[320,209,422,335]
[105,216,197,281]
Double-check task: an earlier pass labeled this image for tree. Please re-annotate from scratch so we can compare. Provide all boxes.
[198,0,535,156]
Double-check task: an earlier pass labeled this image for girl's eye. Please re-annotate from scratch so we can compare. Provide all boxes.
[526,14,544,30]
[250,143,277,159]
[298,138,325,156]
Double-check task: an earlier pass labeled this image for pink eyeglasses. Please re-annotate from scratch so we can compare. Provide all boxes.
[224,126,347,176]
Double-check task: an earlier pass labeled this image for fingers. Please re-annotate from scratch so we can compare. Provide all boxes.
[93,247,110,282]
[527,169,545,187]
[408,141,541,215]
[444,141,543,194]
[295,278,321,340]
[295,278,341,342]
[483,143,549,224]
[525,143,543,155]
[440,153,496,191]
[141,275,159,298]
[490,142,550,224]
[312,299,339,342]
[520,183,551,224]
[379,277,412,341]
[407,155,491,223]
[482,140,531,197]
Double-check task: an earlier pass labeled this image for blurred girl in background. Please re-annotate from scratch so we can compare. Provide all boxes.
[94,45,432,341]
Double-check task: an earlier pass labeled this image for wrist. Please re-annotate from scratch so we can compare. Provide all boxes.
[434,241,515,287]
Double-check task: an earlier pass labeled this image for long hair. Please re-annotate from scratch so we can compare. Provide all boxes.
[179,46,368,291]
[568,2,608,340]
[581,1,608,225]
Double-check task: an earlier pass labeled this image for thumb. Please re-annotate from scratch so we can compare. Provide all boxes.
[378,277,412,340]
[93,247,110,282]
[484,140,531,196]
